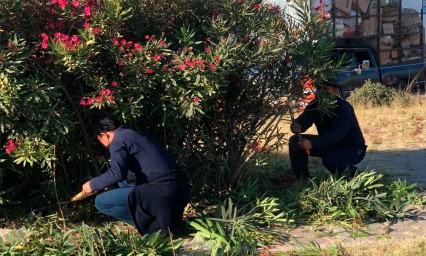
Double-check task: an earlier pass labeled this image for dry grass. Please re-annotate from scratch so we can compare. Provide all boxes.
[343,237,426,256]
[353,94,426,150]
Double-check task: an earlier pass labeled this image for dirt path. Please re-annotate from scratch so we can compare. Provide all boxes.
[359,143,426,190]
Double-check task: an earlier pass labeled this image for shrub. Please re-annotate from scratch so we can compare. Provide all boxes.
[347,80,407,107]
[0,0,337,215]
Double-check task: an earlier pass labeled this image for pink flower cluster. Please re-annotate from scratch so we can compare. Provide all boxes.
[312,0,331,20]
[80,88,115,106]
[183,96,201,104]
[112,36,168,72]
[112,38,143,51]
[79,97,94,106]
[51,0,92,16]
[41,0,98,50]
[41,33,49,49]
[178,55,220,71]
[3,139,16,155]
[53,32,82,50]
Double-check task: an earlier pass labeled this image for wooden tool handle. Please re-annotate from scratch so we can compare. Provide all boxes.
[70,191,96,202]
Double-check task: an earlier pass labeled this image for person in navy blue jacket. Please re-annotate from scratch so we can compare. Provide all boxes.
[81,115,190,236]
[289,80,367,180]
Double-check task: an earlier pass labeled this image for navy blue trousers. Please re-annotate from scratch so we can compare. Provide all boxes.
[289,134,366,179]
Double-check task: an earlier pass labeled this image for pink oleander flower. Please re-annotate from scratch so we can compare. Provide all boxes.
[92,28,100,34]
[57,0,69,9]
[80,97,94,106]
[100,89,112,96]
[40,33,49,49]
[153,55,161,61]
[111,81,118,87]
[185,58,196,68]
[179,64,186,71]
[134,43,142,51]
[323,12,331,20]
[84,5,91,16]
[3,139,16,155]
[145,68,154,74]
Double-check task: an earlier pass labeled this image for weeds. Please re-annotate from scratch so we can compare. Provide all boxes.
[0,213,182,255]
[298,171,421,225]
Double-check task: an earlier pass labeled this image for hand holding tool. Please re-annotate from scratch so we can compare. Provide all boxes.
[60,191,97,205]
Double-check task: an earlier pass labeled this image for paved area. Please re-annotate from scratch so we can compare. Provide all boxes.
[267,203,426,254]
[359,145,426,189]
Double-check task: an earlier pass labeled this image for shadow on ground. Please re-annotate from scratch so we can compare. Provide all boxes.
[359,147,426,190]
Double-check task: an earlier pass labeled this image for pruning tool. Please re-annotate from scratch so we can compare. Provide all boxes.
[288,105,310,155]
[60,191,96,205]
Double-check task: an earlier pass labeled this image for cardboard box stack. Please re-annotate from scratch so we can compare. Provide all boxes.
[399,8,423,62]
[334,0,375,37]
[380,36,392,65]
[331,0,424,65]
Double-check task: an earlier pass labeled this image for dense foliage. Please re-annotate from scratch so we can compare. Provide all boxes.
[0,0,337,214]
[347,79,408,107]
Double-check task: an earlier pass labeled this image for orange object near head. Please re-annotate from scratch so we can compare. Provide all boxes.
[299,76,316,112]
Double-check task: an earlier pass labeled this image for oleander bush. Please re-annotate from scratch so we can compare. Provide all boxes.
[0,0,338,215]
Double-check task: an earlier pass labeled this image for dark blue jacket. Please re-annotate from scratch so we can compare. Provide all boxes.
[295,97,366,150]
[89,127,189,235]
[89,127,180,190]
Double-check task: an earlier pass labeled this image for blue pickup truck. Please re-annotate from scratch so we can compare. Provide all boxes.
[333,48,426,98]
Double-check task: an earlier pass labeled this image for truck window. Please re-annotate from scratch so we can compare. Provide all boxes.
[330,51,352,69]
[353,51,373,68]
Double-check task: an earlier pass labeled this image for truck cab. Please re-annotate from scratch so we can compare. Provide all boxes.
[332,47,381,97]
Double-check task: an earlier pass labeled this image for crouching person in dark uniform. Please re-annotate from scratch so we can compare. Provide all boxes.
[81,115,190,236]
[289,80,367,180]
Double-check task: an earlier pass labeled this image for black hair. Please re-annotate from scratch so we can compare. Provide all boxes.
[91,112,120,137]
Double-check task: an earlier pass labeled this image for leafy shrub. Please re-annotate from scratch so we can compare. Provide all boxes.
[0,213,182,255]
[299,171,418,224]
[188,196,290,255]
[0,0,337,214]
[347,80,407,107]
